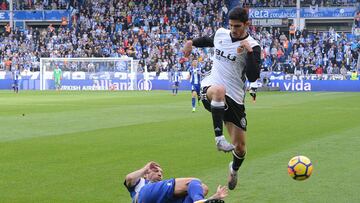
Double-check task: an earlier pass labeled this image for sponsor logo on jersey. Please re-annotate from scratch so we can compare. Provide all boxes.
[215,49,236,62]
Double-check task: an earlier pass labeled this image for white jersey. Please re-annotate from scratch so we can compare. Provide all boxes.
[126,177,149,201]
[201,28,259,104]
[249,81,260,89]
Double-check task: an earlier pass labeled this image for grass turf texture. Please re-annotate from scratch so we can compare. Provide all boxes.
[0,90,359,203]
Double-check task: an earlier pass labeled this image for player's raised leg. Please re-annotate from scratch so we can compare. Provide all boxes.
[206,85,234,152]
[174,178,227,203]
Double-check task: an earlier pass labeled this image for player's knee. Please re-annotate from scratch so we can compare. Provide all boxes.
[188,178,203,189]
[192,178,201,183]
[186,178,201,184]
[214,85,226,95]
[187,179,208,196]
[234,143,246,156]
[209,85,226,100]
[201,183,209,196]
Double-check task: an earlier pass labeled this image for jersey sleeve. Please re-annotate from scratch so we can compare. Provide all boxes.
[246,45,261,82]
[123,178,141,192]
[192,34,215,47]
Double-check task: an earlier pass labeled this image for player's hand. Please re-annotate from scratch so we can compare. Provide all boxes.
[216,185,228,199]
[238,40,253,54]
[183,40,193,57]
[210,185,228,200]
[144,161,160,173]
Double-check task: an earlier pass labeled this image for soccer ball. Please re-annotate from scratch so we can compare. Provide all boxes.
[287,155,313,181]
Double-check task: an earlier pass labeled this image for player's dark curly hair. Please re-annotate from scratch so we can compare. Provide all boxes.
[228,6,249,23]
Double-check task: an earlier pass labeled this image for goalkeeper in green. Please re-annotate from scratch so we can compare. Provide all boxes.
[53,65,62,90]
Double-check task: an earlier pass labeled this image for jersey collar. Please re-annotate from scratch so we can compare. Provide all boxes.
[230,33,249,43]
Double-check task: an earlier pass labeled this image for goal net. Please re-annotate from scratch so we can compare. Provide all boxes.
[39,57,148,91]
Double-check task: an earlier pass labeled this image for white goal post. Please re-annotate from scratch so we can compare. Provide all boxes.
[39,57,149,91]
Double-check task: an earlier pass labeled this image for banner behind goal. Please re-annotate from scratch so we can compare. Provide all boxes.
[39,57,149,91]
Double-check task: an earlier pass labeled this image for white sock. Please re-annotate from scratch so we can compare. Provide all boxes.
[215,135,225,143]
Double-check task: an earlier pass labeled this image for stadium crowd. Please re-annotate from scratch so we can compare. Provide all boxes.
[0,0,77,10]
[252,26,359,76]
[0,0,357,10]
[239,0,358,7]
[0,0,359,78]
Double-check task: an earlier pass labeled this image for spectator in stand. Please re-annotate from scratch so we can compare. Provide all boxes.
[0,0,7,10]
[340,64,348,79]
[332,63,340,74]
[350,70,359,80]
[326,62,333,74]
[289,24,296,40]
[315,65,324,78]
[355,12,360,28]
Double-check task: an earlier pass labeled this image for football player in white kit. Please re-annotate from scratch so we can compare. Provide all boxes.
[183,7,261,190]
[249,79,260,103]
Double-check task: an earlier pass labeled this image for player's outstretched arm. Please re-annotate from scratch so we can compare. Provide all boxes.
[124,161,160,187]
[183,36,215,57]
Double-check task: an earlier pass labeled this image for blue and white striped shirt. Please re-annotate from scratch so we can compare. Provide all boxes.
[189,66,202,85]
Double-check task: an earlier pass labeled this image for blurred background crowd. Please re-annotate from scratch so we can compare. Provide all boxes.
[0,0,359,78]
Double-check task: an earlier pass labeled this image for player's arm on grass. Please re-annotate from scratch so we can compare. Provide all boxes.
[183,35,215,57]
[124,161,160,187]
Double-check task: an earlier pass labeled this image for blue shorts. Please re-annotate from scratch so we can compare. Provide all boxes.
[191,84,200,95]
[173,82,179,87]
[137,178,183,203]
[13,80,18,87]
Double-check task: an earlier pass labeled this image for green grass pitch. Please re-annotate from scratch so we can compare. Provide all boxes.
[0,90,359,203]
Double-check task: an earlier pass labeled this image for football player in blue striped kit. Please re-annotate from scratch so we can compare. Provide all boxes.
[171,67,181,96]
[188,59,203,112]
[183,7,261,190]
[124,161,227,203]
[12,65,20,93]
